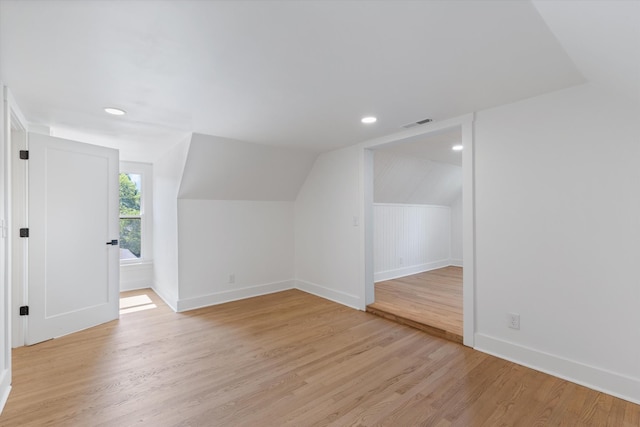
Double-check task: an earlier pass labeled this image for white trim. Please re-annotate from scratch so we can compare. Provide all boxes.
[176,280,295,312]
[296,279,361,310]
[9,129,26,348]
[151,284,178,312]
[1,84,28,411]
[0,379,11,414]
[120,261,154,291]
[374,260,451,283]
[9,108,27,349]
[5,84,28,356]
[373,202,450,209]
[0,83,10,414]
[361,113,476,347]
[25,124,49,135]
[165,279,363,314]
[361,114,474,150]
[362,148,375,307]
[461,116,475,347]
[475,333,640,405]
[4,89,27,132]
[449,258,463,267]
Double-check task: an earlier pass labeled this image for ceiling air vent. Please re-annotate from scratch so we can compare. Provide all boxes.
[402,118,433,129]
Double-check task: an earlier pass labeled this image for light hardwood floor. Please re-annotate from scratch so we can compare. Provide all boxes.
[2,288,638,426]
[367,266,463,343]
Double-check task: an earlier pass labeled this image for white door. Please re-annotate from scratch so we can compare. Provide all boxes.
[26,133,119,345]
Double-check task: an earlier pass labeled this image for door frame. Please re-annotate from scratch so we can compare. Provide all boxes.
[7,93,28,349]
[1,85,28,412]
[360,113,476,347]
[9,116,27,349]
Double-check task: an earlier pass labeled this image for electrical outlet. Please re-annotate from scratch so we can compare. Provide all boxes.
[508,313,520,330]
[229,274,235,284]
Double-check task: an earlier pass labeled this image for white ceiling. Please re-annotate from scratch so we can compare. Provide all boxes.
[178,133,317,201]
[374,128,463,167]
[0,0,591,161]
[373,128,463,205]
[374,150,462,206]
[531,0,640,104]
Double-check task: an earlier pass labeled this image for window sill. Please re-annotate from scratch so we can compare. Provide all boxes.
[120,260,153,268]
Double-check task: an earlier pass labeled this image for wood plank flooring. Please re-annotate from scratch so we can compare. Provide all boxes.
[2,288,639,426]
[367,266,463,343]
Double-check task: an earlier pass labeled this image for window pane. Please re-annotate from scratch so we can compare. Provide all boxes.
[120,218,141,260]
[119,173,141,216]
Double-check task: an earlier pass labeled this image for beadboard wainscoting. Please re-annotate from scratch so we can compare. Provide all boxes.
[374,203,459,282]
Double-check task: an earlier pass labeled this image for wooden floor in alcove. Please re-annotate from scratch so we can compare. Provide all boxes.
[367,266,463,343]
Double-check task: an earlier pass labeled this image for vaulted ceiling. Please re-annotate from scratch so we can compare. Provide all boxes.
[373,128,463,205]
[178,133,317,201]
[1,0,613,162]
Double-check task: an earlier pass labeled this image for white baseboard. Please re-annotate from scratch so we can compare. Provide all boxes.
[374,259,451,282]
[474,334,640,405]
[120,262,154,292]
[449,258,463,267]
[151,284,178,312]
[121,281,154,292]
[176,280,295,312]
[295,279,362,310]
[0,369,11,415]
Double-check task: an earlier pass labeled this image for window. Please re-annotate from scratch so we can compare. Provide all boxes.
[119,172,142,261]
[119,162,153,264]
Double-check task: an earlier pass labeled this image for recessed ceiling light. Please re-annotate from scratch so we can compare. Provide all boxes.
[361,116,377,124]
[104,107,126,116]
[452,145,463,151]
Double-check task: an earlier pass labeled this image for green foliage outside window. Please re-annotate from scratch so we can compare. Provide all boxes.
[119,173,141,258]
[120,173,141,215]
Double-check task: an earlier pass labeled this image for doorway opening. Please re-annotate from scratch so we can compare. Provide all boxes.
[363,116,474,347]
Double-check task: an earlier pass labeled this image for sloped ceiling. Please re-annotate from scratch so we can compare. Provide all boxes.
[178,133,317,201]
[532,0,640,104]
[374,128,463,206]
[377,129,463,167]
[374,151,461,206]
[0,0,585,161]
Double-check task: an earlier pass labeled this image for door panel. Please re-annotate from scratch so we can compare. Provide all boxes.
[27,133,119,345]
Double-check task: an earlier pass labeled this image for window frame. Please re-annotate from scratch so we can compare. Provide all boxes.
[119,161,153,265]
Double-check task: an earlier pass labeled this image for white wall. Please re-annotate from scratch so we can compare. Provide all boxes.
[294,145,363,309]
[450,194,463,265]
[169,133,319,311]
[373,204,452,282]
[151,139,190,310]
[176,200,295,311]
[372,150,463,275]
[294,83,640,403]
[473,83,640,403]
[120,262,154,292]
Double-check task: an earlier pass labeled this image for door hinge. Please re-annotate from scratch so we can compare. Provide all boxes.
[19,306,29,316]
[19,150,29,160]
[19,228,29,238]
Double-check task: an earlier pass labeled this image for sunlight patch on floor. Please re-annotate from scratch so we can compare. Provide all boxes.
[119,294,157,314]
